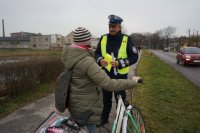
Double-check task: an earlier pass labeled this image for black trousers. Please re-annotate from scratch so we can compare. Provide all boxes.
[101,89,126,122]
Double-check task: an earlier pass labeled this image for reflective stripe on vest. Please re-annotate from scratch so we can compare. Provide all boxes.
[100,35,129,74]
[101,35,107,57]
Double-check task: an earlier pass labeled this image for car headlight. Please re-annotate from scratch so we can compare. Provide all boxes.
[185,55,191,59]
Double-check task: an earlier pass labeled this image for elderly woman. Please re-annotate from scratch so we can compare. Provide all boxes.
[61,27,140,133]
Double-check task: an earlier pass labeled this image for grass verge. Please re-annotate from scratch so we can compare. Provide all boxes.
[131,50,200,133]
[0,82,55,119]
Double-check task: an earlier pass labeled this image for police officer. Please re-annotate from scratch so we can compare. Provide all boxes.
[95,15,139,125]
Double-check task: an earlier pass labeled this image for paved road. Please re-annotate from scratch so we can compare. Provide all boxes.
[151,50,200,89]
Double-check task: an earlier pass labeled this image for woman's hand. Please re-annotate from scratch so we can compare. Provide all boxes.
[132,76,141,83]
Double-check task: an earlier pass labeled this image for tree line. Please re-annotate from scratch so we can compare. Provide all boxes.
[130,26,200,51]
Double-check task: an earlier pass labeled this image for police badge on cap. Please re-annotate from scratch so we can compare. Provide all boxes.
[108,15,123,24]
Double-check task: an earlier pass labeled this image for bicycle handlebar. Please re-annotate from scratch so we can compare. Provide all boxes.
[137,78,143,84]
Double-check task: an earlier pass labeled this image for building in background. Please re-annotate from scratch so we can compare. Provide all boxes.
[30,34,65,50]
[50,34,65,50]
[65,31,73,45]
[0,32,37,48]
[0,37,31,48]
[65,31,99,48]
[30,35,51,49]
[0,32,65,50]
[90,35,99,48]
[11,32,37,38]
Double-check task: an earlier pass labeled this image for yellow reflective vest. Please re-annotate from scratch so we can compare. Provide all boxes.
[100,35,129,74]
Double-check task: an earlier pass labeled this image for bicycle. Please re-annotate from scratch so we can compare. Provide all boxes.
[111,79,145,133]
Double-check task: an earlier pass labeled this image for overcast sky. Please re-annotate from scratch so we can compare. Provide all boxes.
[0,0,199,37]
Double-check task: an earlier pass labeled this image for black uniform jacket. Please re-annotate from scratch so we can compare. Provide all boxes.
[95,32,138,79]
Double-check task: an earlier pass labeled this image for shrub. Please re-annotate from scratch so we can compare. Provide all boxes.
[0,58,64,98]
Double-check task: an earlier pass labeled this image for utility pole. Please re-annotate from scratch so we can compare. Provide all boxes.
[197,31,199,47]
[166,35,169,48]
[2,19,5,38]
[178,36,182,52]
[148,36,151,49]
[193,29,195,36]
[188,29,191,38]
[188,29,191,46]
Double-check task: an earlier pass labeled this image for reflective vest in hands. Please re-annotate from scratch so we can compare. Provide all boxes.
[100,35,129,74]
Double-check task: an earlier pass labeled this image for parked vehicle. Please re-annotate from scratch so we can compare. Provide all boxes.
[163,47,170,52]
[176,47,200,65]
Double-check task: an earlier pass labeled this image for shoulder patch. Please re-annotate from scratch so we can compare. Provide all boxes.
[132,47,138,54]
[125,59,130,65]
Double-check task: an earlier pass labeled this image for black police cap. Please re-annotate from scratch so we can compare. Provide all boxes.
[108,15,123,24]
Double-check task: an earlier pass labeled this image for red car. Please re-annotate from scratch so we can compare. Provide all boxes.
[176,47,200,65]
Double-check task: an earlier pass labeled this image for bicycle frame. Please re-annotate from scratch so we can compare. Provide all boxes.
[111,96,141,133]
[123,109,141,133]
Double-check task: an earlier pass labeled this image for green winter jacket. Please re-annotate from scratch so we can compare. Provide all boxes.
[61,45,137,125]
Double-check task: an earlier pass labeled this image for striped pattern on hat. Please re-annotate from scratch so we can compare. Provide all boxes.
[73,27,91,42]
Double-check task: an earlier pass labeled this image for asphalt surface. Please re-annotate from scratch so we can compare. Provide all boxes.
[151,50,200,89]
[0,52,141,133]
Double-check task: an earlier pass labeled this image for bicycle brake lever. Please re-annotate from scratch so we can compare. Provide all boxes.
[138,78,144,84]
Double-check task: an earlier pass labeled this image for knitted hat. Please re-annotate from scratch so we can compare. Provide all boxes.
[73,27,91,43]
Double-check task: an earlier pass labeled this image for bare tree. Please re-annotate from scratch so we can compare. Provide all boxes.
[187,29,199,46]
[163,26,176,47]
[155,30,164,38]
[130,26,177,50]
[151,33,160,49]
[156,26,176,48]
[143,32,152,49]
[130,33,144,47]
[163,26,176,37]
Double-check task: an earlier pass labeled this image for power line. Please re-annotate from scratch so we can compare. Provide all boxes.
[87,0,107,15]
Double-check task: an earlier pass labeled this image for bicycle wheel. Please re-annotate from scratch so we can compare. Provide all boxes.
[127,106,145,133]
